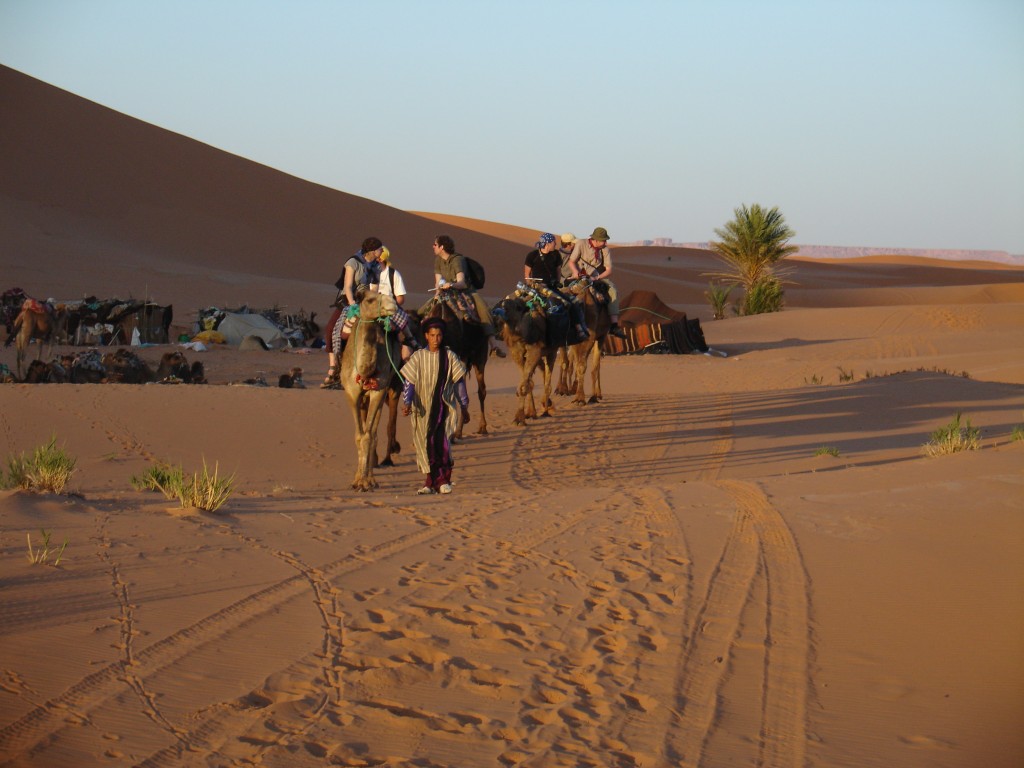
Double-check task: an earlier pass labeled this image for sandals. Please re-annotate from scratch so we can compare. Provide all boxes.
[320,366,340,389]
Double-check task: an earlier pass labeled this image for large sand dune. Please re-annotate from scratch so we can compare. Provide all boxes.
[1,64,1022,767]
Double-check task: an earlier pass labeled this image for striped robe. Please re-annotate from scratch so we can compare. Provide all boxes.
[401,347,467,476]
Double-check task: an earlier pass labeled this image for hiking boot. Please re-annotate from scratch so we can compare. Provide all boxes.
[610,324,627,339]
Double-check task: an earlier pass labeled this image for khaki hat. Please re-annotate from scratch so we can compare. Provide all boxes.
[560,232,577,245]
[589,227,610,241]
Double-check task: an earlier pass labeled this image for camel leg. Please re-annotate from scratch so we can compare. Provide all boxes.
[353,391,387,491]
[588,344,603,404]
[517,347,542,424]
[572,341,592,406]
[349,395,371,490]
[540,353,556,417]
[555,347,572,396]
[380,386,400,467]
[361,393,387,490]
[474,366,488,435]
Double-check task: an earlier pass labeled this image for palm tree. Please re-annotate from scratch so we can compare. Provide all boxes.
[708,204,797,314]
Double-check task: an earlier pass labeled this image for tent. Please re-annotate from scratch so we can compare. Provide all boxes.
[215,312,289,349]
[68,298,173,345]
[602,290,709,355]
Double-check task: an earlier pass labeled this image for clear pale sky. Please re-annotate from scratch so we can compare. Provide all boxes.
[2,0,1022,253]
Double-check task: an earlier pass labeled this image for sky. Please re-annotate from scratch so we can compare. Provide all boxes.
[2,0,1023,254]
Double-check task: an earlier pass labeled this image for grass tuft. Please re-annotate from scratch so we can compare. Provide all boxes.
[26,528,69,566]
[132,459,235,512]
[924,412,980,457]
[814,446,840,457]
[2,436,76,494]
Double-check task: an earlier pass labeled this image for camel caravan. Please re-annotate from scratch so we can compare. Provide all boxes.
[3,256,709,493]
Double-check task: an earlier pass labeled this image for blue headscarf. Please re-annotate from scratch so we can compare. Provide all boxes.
[536,232,556,249]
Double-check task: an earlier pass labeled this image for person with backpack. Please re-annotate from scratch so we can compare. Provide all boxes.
[569,227,628,338]
[375,246,420,358]
[321,237,384,388]
[426,235,505,357]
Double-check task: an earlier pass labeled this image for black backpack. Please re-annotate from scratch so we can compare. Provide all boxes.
[460,255,486,290]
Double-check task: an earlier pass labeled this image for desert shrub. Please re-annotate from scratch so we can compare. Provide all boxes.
[836,366,854,383]
[131,462,184,494]
[3,436,76,493]
[924,412,980,456]
[704,282,734,320]
[814,446,840,457]
[737,275,785,315]
[133,459,234,512]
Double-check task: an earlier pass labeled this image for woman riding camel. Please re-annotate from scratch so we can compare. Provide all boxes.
[322,237,383,388]
[401,317,470,495]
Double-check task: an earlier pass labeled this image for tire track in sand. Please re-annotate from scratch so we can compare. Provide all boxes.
[666,479,809,768]
[0,517,460,765]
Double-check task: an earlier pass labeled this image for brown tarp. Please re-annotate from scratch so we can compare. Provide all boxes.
[602,290,708,355]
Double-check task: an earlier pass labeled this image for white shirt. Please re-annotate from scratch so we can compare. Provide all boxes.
[375,266,407,299]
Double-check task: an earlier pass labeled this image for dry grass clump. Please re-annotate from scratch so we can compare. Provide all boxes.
[26,528,69,566]
[2,436,76,493]
[132,459,235,512]
[924,412,980,456]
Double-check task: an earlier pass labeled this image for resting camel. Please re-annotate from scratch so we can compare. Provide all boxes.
[419,297,489,437]
[562,277,611,405]
[493,296,562,425]
[12,303,66,379]
[340,290,400,491]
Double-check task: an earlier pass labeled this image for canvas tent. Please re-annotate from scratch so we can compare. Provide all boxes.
[215,312,289,349]
[602,290,709,355]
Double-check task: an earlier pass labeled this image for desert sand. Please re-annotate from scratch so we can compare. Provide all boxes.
[2,64,1024,767]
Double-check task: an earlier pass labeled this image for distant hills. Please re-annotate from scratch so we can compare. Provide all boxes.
[622,241,1023,266]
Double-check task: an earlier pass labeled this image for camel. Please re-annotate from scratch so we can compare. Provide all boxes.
[12,303,66,379]
[493,297,562,425]
[1,287,27,346]
[340,290,401,491]
[154,351,206,383]
[562,277,612,405]
[419,297,489,437]
[102,349,157,383]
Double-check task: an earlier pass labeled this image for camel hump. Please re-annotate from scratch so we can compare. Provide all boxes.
[22,297,49,314]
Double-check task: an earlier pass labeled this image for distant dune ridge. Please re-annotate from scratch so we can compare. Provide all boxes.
[1,62,1023,768]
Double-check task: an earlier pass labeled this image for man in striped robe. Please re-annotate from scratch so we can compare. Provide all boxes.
[401,317,470,494]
